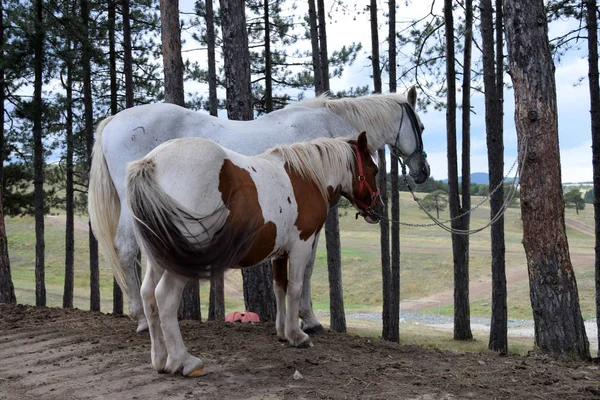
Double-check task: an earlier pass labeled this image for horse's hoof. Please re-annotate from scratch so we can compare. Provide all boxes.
[136,319,149,333]
[296,339,313,349]
[302,324,325,335]
[183,358,207,377]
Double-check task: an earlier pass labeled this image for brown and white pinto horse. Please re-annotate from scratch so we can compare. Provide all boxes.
[125,132,380,376]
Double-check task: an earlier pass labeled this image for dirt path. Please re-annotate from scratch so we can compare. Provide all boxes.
[1,305,599,400]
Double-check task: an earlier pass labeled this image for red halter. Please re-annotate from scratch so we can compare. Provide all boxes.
[353,144,380,213]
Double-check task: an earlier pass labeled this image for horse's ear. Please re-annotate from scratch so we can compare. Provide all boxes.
[407,86,417,108]
[357,131,368,152]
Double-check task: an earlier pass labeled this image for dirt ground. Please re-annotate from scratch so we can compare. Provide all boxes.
[1,305,600,399]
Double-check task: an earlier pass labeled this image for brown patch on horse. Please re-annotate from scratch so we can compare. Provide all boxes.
[272,257,288,293]
[219,159,277,267]
[286,165,327,241]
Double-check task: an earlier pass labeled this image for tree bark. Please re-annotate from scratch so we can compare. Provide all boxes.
[205,0,218,117]
[586,0,600,358]
[122,0,134,108]
[263,0,273,113]
[325,211,346,331]
[81,0,100,312]
[160,0,185,106]
[388,0,400,344]
[220,0,275,321]
[504,0,589,359]
[109,0,123,315]
[316,0,329,92]
[481,0,507,353]
[307,0,322,93]
[63,38,74,309]
[205,0,222,319]
[0,0,16,305]
[444,0,472,341]
[34,0,46,307]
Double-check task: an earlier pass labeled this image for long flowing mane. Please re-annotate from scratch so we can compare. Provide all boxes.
[264,137,358,201]
[287,93,411,152]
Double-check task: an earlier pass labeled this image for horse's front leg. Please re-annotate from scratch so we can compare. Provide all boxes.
[155,270,206,377]
[300,232,325,334]
[140,260,167,372]
[286,244,313,348]
[272,257,288,341]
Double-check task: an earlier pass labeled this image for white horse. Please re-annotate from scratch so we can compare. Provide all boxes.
[125,132,381,376]
[88,88,429,333]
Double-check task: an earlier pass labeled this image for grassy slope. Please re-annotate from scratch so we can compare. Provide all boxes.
[6,192,596,353]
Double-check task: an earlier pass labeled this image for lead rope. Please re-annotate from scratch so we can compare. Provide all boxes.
[377,135,529,235]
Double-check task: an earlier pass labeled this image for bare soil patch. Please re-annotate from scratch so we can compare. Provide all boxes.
[1,304,599,399]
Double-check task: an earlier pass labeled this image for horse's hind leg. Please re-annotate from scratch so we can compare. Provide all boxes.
[300,232,325,334]
[286,244,313,348]
[115,211,147,332]
[156,270,206,377]
[141,260,167,372]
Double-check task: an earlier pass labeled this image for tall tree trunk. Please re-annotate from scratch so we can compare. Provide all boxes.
[504,0,589,359]
[388,0,400,344]
[81,0,100,312]
[160,0,185,106]
[63,39,74,309]
[0,1,15,304]
[307,0,322,93]
[220,0,275,322]
[316,0,329,92]
[481,0,507,353]
[587,0,600,358]
[371,0,391,342]
[122,0,134,108]
[457,0,473,341]
[315,0,344,333]
[444,0,472,340]
[109,0,123,315]
[263,0,273,113]
[205,0,218,117]
[205,0,223,321]
[34,0,46,307]
[159,0,200,321]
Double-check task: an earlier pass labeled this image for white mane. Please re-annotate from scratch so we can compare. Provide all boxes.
[287,93,411,152]
[264,137,358,201]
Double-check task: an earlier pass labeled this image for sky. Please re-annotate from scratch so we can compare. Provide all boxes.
[178,1,595,183]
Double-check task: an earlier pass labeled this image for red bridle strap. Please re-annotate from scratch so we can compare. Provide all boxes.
[354,144,380,212]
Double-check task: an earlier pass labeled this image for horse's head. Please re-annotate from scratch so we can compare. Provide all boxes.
[390,87,430,184]
[346,132,382,224]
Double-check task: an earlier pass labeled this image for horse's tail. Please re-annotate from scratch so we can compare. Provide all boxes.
[88,116,127,290]
[126,156,259,279]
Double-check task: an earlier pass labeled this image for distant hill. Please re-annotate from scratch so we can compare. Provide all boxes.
[441,172,517,185]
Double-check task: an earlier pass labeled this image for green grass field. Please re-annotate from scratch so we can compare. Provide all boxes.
[5,192,597,354]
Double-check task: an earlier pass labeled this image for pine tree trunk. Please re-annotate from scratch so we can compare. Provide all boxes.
[457,0,473,341]
[0,1,16,305]
[307,0,322,93]
[204,0,223,320]
[586,0,600,358]
[122,0,134,108]
[205,0,218,117]
[220,0,275,321]
[81,0,100,312]
[388,0,400,344]
[326,211,345,332]
[481,0,507,353]
[316,0,329,92]
[34,0,46,307]
[63,41,74,309]
[109,0,123,315]
[378,149,390,338]
[263,0,273,113]
[504,0,589,359]
[160,0,185,106]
